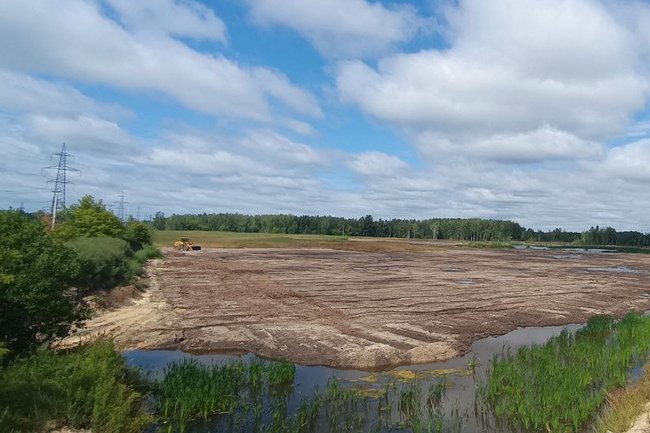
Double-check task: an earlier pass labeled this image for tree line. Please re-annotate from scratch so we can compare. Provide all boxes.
[153,212,525,241]
[151,212,649,246]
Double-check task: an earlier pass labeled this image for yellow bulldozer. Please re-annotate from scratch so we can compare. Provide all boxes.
[173,238,202,251]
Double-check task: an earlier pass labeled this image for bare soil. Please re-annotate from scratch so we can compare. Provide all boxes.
[63,245,650,369]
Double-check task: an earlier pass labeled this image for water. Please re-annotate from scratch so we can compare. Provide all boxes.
[125,323,584,433]
[513,245,549,250]
[584,267,640,274]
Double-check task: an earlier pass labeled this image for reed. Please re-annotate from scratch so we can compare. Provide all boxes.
[159,360,246,430]
[267,360,296,389]
[483,313,650,432]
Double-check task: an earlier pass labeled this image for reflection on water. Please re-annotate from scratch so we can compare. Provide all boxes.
[125,323,584,433]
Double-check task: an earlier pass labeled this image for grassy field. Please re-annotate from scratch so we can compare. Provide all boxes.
[154,230,650,254]
[152,230,457,252]
[153,230,349,249]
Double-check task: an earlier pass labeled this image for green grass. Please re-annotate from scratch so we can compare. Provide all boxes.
[267,360,296,388]
[482,313,650,432]
[0,339,150,433]
[133,244,163,263]
[160,359,247,431]
[155,358,457,433]
[129,244,163,277]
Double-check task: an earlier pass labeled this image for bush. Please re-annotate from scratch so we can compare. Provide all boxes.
[0,339,151,433]
[124,221,153,251]
[54,195,125,241]
[0,211,85,354]
[67,237,134,293]
[133,244,162,264]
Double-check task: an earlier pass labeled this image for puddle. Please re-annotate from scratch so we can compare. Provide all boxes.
[513,245,549,250]
[456,278,474,285]
[552,254,582,260]
[125,323,584,433]
[566,248,617,254]
[513,246,619,254]
[584,267,640,274]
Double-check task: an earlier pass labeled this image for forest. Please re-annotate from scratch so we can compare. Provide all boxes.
[152,212,650,246]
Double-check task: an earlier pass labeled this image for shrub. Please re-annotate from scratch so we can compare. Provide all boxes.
[54,195,125,241]
[0,211,84,354]
[133,244,162,265]
[124,221,153,251]
[0,339,151,433]
[67,237,134,293]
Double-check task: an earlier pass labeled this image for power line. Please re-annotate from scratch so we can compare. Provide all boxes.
[44,143,79,228]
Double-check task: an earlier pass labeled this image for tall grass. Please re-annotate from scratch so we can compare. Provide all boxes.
[156,358,456,433]
[483,313,650,432]
[0,339,150,433]
[267,360,296,388]
[160,360,246,430]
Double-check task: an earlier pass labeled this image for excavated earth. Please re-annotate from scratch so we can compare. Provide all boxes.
[65,245,650,369]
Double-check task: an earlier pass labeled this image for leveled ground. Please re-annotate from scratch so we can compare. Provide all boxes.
[66,236,650,369]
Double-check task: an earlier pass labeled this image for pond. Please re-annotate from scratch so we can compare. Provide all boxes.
[125,323,585,433]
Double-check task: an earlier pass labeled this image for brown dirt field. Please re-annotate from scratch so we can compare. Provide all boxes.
[63,244,650,369]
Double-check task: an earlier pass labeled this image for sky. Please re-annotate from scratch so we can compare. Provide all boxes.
[1,0,650,231]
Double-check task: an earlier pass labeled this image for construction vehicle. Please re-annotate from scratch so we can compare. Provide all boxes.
[173,238,202,251]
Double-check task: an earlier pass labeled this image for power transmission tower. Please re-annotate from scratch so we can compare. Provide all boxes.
[116,191,128,222]
[45,143,79,228]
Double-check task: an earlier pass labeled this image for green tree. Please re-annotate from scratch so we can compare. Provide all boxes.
[124,221,152,251]
[0,211,85,354]
[55,195,124,240]
[66,237,134,293]
[152,211,166,230]
[359,214,376,237]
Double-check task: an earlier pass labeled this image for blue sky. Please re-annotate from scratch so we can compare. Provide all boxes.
[1,0,650,231]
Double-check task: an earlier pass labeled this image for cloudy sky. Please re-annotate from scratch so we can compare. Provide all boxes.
[1,0,650,231]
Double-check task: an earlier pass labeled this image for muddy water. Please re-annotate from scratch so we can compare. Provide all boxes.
[125,323,586,433]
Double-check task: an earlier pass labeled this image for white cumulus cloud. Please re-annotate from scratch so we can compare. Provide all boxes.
[245,0,425,58]
[0,0,320,121]
[104,0,228,41]
[337,0,649,163]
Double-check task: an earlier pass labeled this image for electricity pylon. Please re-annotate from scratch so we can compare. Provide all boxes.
[46,143,79,228]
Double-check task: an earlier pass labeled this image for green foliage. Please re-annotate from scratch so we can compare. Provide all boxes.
[580,225,650,247]
[156,357,455,433]
[0,339,150,433]
[483,313,650,432]
[132,244,162,265]
[55,195,125,240]
[66,237,134,292]
[160,360,247,430]
[0,343,9,363]
[158,212,527,241]
[267,360,296,388]
[152,211,167,230]
[0,211,84,354]
[124,220,152,251]
[152,212,650,245]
